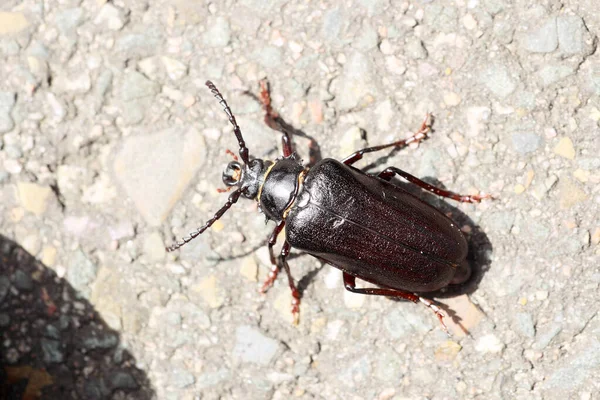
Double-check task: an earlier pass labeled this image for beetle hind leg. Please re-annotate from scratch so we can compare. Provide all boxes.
[343,273,449,334]
[279,241,301,325]
[377,167,492,204]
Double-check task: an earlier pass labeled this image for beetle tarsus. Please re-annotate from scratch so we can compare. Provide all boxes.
[418,296,451,336]
[260,267,279,294]
[460,193,493,203]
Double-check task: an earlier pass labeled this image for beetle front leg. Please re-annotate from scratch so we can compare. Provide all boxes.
[377,167,492,203]
[342,113,431,165]
[260,220,286,293]
[343,273,449,334]
[279,241,301,325]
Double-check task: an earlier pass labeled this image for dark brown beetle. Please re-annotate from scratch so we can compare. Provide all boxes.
[167,80,490,332]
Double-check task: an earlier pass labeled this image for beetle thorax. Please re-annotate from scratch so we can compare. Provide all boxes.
[258,157,305,221]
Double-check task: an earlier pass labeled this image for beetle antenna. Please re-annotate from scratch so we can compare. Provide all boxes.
[205,81,250,165]
[166,187,245,252]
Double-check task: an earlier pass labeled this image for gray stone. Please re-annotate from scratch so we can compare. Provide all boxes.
[542,341,600,391]
[113,126,207,226]
[480,64,517,98]
[0,276,11,302]
[114,32,162,59]
[84,378,110,400]
[233,325,280,366]
[353,23,378,51]
[557,15,587,55]
[119,70,159,101]
[531,175,558,201]
[4,144,22,159]
[44,324,61,340]
[483,0,505,15]
[197,369,231,389]
[12,270,33,291]
[383,308,431,339]
[405,38,428,60]
[253,46,282,68]
[53,72,92,94]
[339,355,371,387]
[67,250,97,298]
[94,3,127,31]
[356,0,388,15]
[373,351,403,382]
[80,328,119,350]
[322,8,344,42]
[203,17,231,47]
[537,65,575,87]
[511,133,541,154]
[169,367,195,389]
[521,18,558,53]
[41,338,64,363]
[493,18,514,44]
[533,324,562,350]
[27,41,50,58]
[0,313,9,327]
[335,51,377,110]
[55,8,84,34]
[94,69,113,113]
[486,211,515,234]
[548,236,583,257]
[109,371,139,390]
[521,219,551,242]
[0,40,20,56]
[513,312,535,338]
[0,91,16,133]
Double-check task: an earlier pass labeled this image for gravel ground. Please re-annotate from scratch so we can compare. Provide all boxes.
[1,0,599,399]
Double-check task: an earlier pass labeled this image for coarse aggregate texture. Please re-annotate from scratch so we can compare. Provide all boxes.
[0,0,599,399]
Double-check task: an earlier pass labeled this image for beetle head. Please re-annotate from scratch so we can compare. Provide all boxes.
[223,158,272,200]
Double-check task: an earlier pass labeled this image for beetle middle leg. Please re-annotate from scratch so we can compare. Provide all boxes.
[279,241,301,325]
[377,167,491,203]
[260,220,286,293]
[342,113,431,165]
[343,273,449,334]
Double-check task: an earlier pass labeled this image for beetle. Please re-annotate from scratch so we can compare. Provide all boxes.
[166,80,490,332]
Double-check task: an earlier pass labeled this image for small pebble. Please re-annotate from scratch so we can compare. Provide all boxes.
[553,137,576,160]
[475,334,505,354]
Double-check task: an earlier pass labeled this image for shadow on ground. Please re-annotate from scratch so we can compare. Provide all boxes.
[0,235,154,399]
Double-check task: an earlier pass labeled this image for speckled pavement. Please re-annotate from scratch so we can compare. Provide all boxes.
[1,0,599,399]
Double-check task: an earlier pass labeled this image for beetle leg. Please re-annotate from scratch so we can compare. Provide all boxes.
[377,167,492,203]
[257,79,294,157]
[279,241,301,325]
[342,272,449,335]
[260,220,286,293]
[342,113,431,165]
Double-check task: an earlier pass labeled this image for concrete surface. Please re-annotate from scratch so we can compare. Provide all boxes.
[0,0,599,399]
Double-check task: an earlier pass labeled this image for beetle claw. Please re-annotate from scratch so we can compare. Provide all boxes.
[465,193,494,203]
[418,296,451,336]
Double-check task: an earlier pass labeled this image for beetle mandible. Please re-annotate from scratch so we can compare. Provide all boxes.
[166,80,490,332]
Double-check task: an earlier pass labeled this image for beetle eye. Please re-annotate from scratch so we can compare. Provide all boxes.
[222,161,243,186]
